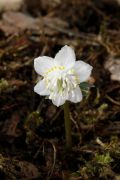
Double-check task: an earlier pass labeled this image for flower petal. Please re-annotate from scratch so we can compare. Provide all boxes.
[34,56,54,76]
[52,95,66,107]
[74,61,93,82]
[54,45,75,69]
[34,79,50,96]
[68,86,82,103]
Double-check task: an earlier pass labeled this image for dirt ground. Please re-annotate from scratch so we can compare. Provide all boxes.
[0,0,120,179]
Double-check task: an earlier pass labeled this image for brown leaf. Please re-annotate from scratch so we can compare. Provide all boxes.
[0,0,23,12]
[25,0,60,14]
[18,161,40,179]
[2,113,20,137]
[104,57,120,81]
[0,12,40,35]
[0,156,40,179]
[8,79,27,87]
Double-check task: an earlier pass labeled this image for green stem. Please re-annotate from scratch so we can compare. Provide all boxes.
[63,101,72,150]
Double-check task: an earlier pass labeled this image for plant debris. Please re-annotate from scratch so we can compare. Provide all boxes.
[0,0,120,179]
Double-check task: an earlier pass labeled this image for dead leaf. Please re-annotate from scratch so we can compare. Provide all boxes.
[2,113,20,137]
[43,17,69,29]
[0,0,23,12]
[25,0,61,14]
[0,11,69,36]
[116,0,120,5]
[18,161,40,179]
[0,156,40,179]
[8,79,27,89]
[104,57,120,81]
[116,175,120,180]
[0,11,40,35]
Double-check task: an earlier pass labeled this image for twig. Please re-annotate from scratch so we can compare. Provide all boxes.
[106,95,120,106]
[46,140,56,180]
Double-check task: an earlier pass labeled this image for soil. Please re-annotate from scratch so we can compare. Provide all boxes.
[0,0,120,179]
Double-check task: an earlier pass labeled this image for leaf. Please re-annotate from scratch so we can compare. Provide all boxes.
[0,0,23,12]
[0,11,39,35]
[79,82,94,96]
[104,57,120,81]
[18,161,40,179]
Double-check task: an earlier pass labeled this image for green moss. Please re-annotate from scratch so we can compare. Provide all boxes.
[95,153,113,165]
[0,79,9,93]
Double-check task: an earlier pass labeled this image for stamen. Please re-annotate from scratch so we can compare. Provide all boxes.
[45,65,65,76]
[44,66,79,98]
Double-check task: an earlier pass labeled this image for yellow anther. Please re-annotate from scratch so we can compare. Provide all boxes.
[60,66,65,70]
[45,66,65,76]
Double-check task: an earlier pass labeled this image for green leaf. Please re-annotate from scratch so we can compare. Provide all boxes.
[79,82,94,96]
[95,153,113,165]
[80,82,94,89]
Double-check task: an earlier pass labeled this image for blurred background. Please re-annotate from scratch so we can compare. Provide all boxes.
[0,0,120,179]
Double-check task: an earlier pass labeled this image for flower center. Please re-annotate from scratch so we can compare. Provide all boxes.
[44,66,80,100]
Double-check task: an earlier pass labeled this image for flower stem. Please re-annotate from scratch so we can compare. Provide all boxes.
[63,101,72,150]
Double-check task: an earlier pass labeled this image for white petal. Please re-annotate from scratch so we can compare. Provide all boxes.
[74,61,93,82]
[52,95,66,107]
[68,86,82,103]
[34,79,50,96]
[34,56,54,76]
[54,45,75,69]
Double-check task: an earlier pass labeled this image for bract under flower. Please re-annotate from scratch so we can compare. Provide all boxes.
[34,45,93,107]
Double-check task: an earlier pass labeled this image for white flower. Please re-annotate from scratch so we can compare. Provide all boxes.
[34,45,93,107]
